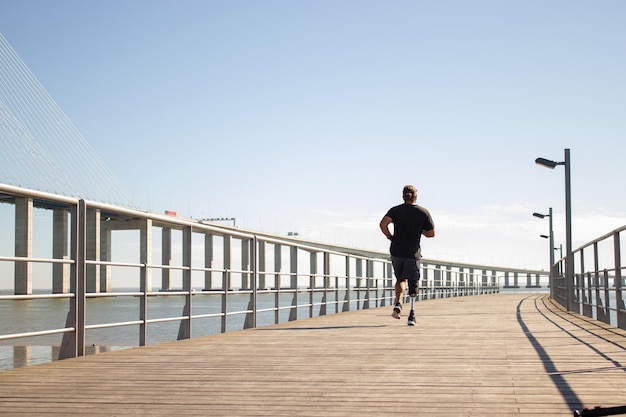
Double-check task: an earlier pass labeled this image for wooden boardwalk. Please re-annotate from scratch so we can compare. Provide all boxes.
[1,293,626,416]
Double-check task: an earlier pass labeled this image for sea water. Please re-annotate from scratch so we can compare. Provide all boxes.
[0,289,364,371]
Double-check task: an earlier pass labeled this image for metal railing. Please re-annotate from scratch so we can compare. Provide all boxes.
[0,183,545,368]
[553,225,626,329]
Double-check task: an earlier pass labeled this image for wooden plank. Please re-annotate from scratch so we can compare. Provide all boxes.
[1,293,626,416]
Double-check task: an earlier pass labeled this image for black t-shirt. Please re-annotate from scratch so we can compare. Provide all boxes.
[385,203,434,258]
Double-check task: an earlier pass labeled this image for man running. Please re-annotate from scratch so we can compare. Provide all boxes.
[379,185,435,326]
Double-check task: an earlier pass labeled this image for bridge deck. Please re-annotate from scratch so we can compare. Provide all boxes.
[1,293,626,416]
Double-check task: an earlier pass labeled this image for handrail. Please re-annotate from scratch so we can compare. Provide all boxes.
[0,183,546,369]
[552,225,626,330]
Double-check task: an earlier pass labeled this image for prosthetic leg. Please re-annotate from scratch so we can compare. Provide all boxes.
[407,279,418,326]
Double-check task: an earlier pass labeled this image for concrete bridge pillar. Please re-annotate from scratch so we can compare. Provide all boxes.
[241,239,250,290]
[258,240,266,290]
[434,264,442,286]
[323,252,330,290]
[365,259,374,308]
[100,223,111,292]
[85,208,100,293]
[309,251,317,287]
[288,246,298,320]
[15,197,32,295]
[161,228,172,290]
[319,258,328,314]
[504,271,520,288]
[356,259,363,288]
[203,234,213,290]
[290,246,297,289]
[140,219,152,292]
[52,209,69,294]
[274,244,281,289]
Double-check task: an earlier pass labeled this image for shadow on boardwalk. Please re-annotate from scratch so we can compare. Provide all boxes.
[1,293,626,416]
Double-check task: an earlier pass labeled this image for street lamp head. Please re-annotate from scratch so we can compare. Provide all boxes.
[535,157,559,169]
[533,212,546,219]
[540,234,549,239]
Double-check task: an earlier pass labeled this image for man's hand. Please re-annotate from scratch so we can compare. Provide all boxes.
[379,216,393,240]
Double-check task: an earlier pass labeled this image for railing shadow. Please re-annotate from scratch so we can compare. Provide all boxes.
[516,296,583,409]
[538,297,626,372]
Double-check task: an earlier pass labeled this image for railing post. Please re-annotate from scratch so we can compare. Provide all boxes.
[140,218,152,345]
[76,199,87,357]
[614,232,625,329]
[224,235,232,290]
[251,236,257,328]
[258,240,266,290]
[274,244,281,324]
[603,269,611,325]
[593,242,606,323]
[221,269,229,333]
[309,251,317,318]
[181,226,193,339]
[59,201,79,360]
[244,237,258,329]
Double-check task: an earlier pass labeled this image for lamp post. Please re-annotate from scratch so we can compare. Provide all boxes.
[535,148,573,311]
[533,208,554,298]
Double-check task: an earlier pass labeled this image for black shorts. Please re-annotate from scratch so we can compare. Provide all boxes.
[391,256,421,282]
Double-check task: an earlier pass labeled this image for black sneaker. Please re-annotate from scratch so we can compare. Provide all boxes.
[407,310,416,326]
[392,303,402,319]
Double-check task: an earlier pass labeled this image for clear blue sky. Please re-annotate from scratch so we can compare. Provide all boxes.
[1,0,625,270]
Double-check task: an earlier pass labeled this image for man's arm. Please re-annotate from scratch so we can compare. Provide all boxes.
[379,216,393,240]
[422,229,435,238]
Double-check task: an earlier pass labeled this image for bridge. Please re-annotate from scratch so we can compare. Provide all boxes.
[2,32,626,416]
